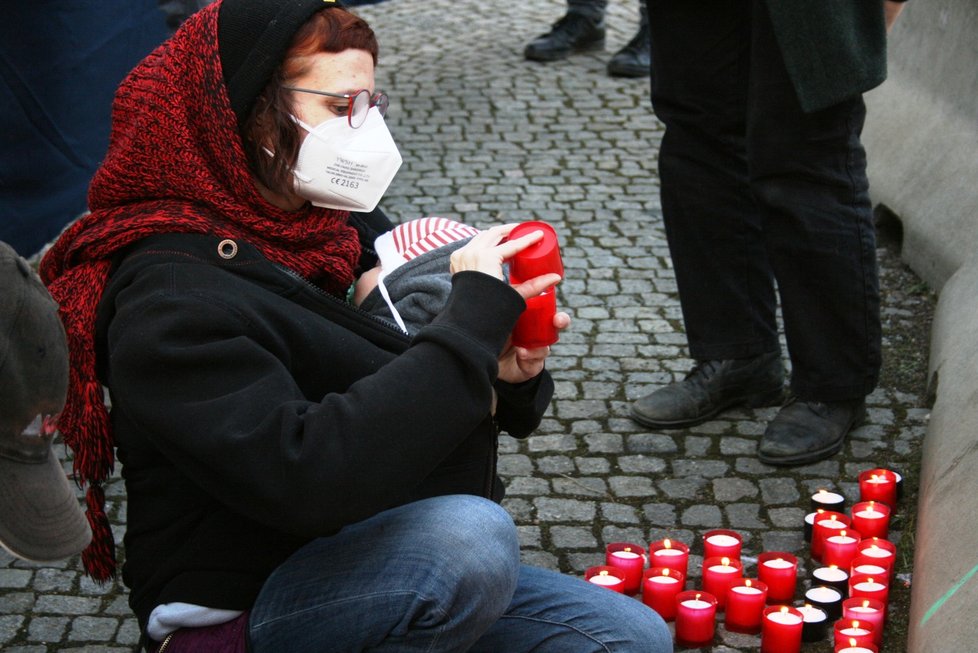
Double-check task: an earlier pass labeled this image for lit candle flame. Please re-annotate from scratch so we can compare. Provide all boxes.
[745,579,753,588]
[663,538,672,549]
[661,568,670,577]
[624,547,632,553]
[849,637,858,647]
[599,570,608,576]
[840,530,847,538]
[695,592,702,600]
[780,606,789,615]
[862,599,870,609]
[853,619,861,628]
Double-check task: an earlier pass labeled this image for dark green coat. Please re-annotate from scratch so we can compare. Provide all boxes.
[765,0,888,112]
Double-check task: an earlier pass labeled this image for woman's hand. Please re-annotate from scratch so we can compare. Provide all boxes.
[449,223,543,280]
[497,306,570,384]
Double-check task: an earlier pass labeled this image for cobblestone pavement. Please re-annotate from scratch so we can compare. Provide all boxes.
[0,1,935,651]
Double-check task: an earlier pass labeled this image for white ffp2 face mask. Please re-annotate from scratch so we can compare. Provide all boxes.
[291,108,402,212]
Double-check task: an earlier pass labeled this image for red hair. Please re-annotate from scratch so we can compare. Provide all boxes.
[243,8,379,193]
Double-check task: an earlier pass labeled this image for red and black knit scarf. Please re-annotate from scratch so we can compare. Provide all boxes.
[39,3,360,582]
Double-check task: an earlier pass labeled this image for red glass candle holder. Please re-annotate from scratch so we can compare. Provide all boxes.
[850,501,891,540]
[641,567,684,621]
[858,468,899,508]
[703,529,742,560]
[843,597,886,648]
[758,551,798,603]
[507,221,563,349]
[834,618,876,650]
[702,556,743,610]
[849,555,889,582]
[822,529,862,570]
[856,537,896,578]
[724,578,768,634]
[812,510,851,561]
[761,605,804,653]
[849,573,889,612]
[604,542,646,595]
[648,538,689,580]
[675,590,718,648]
[584,565,625,593]
[836,642,878,653]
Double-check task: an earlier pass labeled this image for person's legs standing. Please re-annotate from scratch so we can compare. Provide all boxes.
[607,0,652,79]
[630,0,785,429]
[746,0,880,465]
[248,495,520,652]
[471,565,672,652]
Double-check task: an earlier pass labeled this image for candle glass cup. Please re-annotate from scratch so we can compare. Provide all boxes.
[675,590,718,648]
[702,529,742,560]
[648,538,690,580]
[811,511,851,562]
[833,618,876,650]
[761,605,804,653]
[584,565,625,593]
[758,551,798,603]
[724,579,769,634]
[858,468,899,508]
[641,567,684,621]
[701,555,743,610]
[797,603,829,643]
[843,597,886,647]
[804,585,844,621]
[850,501,891,540]
[811,488,846,512]
[848,573,890,613]
[604,542,646,595]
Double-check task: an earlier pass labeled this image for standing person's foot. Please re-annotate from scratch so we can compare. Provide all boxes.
[758,398,867,466]
[629,351,785,428]
[524,13,606,62]
[607,21,651,78]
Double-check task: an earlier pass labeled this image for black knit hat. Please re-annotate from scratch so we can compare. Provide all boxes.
[218,0,345,127]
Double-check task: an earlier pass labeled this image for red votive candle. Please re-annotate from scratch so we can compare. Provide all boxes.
[675,591,718,648]
[850,501,891,540]
[858,468,899,508]
[836,642,878,653]
[702,556,743,610]
[856,538,896,578]
[703,529,743,560]
[725,578,768,634]
[812,511,851,561]
[758,552,798,603]
[850,556,889,580]
[641,567,684,621]
[822,529,862,570]
[605,542,646,595]
[834,618,875,650]
[843,597,886,648]
[849,573,889,612]
[585,566,625,593]
[812,488,846,512]
[797,603,829,642]
[508,221,563,349]
[761,605,804,653]
[648,538,689,580]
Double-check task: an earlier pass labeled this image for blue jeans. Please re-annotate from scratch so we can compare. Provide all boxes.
[249,495,671,652]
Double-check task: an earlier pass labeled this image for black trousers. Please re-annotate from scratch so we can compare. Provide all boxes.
[647,0,881,401]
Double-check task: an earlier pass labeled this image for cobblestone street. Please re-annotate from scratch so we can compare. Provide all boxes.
[0,1,934,651]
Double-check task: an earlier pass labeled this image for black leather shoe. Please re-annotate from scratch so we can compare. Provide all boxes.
[629,351,785,428]
[758,398,867,466]
[607,22,650,78]
[524,13,606,62]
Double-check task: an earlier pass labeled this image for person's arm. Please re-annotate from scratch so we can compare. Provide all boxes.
[884,0,906,32]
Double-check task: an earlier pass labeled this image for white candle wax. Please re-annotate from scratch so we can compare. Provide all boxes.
[860,547,892,559]
[706,534,739,547]
[855,581,886,592]
[838,648,875,653]
[763,558,795,569]
[814,567,848,582]
[840,627,871,637]
[856,508,886,519]
[797,605,827,623]
[848,606,879,615]
[648,576,679,585]
[681,599,712,609]
[653,548,684,557]
[828,535,858,546]
[818,519,846,531]
[766,611,802,625]
[853,564,887,576]
[588,573,622,586]
[731,585,762,595]
[611,550,641,559]
[806,586,842,602]
[708,564,738,574]
[814,490,844,503]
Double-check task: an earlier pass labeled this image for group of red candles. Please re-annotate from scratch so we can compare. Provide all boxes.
[584,467,901,652]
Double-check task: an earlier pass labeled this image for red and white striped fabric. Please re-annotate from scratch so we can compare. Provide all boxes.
[387,217,480,264]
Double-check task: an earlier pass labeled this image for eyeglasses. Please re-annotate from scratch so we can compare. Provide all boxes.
[282,86,389,128]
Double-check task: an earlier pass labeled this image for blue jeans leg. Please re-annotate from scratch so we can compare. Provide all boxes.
[472,565,673,653]
[248,495,521,652]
